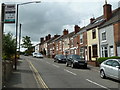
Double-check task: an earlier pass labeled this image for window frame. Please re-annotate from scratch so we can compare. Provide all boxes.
[92,29,96,39]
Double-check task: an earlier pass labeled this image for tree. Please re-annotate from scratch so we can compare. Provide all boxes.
[21,36,33,54]
[3,32,16,60]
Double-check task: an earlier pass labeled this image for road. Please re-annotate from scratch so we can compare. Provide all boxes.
[22,55,119,89]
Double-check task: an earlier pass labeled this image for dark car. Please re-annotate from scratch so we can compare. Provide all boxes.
[24,53,29,56]
[54,54,67,63]
[66,54,87,68]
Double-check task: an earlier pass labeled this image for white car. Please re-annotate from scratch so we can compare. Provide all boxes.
[100,59,120,81]
[32,52,37,57]
[36,53,43,58]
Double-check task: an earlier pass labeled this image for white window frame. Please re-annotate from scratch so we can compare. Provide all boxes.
[80,34,83,44]
[101,31,107,42]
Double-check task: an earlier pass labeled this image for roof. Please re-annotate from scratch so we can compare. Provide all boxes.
[99,7,120,29]
[62,32,75,39]
[47,35,60,44]
[86,16,105,31]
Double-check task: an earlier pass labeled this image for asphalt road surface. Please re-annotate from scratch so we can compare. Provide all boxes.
[22,55,120,90]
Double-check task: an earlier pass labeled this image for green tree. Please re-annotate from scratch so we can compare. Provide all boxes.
[21,36,33,54]
[3,32,16,60]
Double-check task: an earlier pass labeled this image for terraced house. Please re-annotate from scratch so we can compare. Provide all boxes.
[99,4,120,57]
[36,2,120,66]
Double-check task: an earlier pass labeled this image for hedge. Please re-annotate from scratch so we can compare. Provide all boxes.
[97,56,120,64]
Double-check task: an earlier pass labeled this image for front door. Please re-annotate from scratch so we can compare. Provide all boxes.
[117,46,120,56]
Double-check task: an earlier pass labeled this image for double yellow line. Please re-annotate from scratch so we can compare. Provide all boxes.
[27,60,49,89]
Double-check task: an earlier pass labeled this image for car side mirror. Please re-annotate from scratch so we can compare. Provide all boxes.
[116,66,120,69]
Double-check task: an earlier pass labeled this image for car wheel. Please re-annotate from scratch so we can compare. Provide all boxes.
[71,63,75,68]
[66,62,69,67]
[84,65,87,69]
[57,60,59,63]
[100,70,106,79]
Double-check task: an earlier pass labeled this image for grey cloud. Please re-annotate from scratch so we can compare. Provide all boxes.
[3,1,118,43]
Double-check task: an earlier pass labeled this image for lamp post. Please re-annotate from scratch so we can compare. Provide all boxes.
[15,1,41,70]
[18,23,22,55]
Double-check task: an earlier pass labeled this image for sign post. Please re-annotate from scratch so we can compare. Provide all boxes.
[4,4,15,23]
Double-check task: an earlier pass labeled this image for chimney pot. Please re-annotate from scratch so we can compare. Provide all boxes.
[40,37,44,43]
[103,3,112,20]
[63,29,69,35]
[74,25,80,33]
[90,18,95,24]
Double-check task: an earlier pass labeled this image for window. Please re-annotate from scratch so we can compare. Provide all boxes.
[112,61,119,67]
[92,30,96,39]
[80,34,83,44]
[101,46,108,57]
[80,47,84,58]
[102,32,106,41]
[92,45,98,57]
[105,60,113,66]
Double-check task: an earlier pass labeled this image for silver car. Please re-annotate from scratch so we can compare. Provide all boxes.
[100,59,120,80]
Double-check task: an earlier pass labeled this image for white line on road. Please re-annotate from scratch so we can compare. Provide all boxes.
[52,64,60,68]
[64,69,77,76]
[86,79,110,90]
[46,62,51,64]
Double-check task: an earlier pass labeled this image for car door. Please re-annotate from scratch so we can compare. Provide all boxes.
[111,61,120,79]
[104,60,114,77]
[67,55,72,65]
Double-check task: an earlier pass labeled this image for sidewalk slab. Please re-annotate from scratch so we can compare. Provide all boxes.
[4,58,39,88]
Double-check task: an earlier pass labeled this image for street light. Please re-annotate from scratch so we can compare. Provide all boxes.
[15,1,41,70]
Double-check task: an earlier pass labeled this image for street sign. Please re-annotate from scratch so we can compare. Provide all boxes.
[4,4,15,23]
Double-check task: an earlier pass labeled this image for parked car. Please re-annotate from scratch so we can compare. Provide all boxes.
[66,54,87,68]
[54,54,67,63]
[32,52,37,57]
[24,53,29,56]
[100,59,120,81]
[36,53,44,58]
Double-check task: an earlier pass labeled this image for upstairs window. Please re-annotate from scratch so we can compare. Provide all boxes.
[80,34,83,44]
[92,29,96,39]
[102,31,106,41]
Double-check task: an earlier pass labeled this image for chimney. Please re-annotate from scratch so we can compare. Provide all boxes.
[40,37,44,43]
[74,25,80,33]
[54,34,60,38]
[45,36,48,41]
[48,34,51,40]
[90,17,95,24]
[63,29,69,35]
[103,1,112,20]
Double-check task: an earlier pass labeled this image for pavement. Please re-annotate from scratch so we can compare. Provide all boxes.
[2,56,100,89]
[3,57,40,89]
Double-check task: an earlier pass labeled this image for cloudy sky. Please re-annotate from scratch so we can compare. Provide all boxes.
[1,0,120,51]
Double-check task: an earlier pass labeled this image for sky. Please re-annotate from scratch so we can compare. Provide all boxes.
[1,0,120,51]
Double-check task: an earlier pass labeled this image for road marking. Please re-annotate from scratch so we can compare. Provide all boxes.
[64,69,77,76]
[86,79,110,90]
[52,64,60,68]
[29,65,41,88]
[46,62,51,64]
[27,60,49,89]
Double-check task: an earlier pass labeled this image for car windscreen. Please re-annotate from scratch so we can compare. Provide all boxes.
[72,55,83,60]
[58,55,66,59]
[37,53,42,55]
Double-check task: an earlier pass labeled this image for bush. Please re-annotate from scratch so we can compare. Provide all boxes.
[97,56,120,64]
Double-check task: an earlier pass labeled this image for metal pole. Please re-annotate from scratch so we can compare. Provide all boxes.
[1,3,5,89]
[19,23,22,56]
[15,4,18,70]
